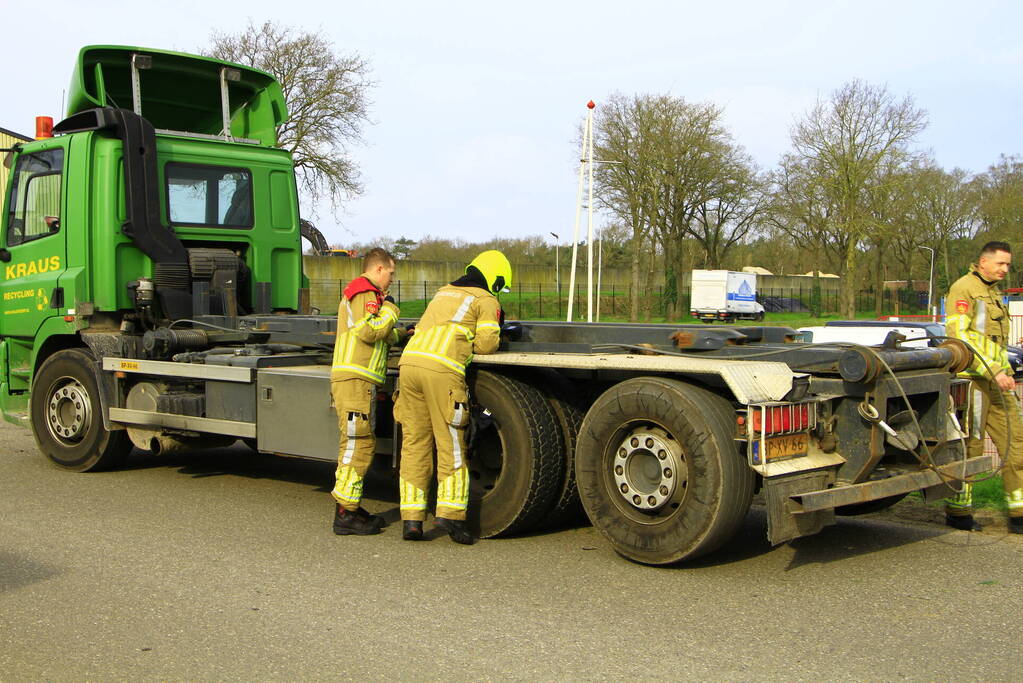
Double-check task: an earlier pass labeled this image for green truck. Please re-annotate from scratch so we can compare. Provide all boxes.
[0,45,994,565]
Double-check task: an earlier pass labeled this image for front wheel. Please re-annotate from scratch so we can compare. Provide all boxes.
[30,348,131,471]
[575,377,754,565]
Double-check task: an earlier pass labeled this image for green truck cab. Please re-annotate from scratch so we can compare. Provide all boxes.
[1,45,302,431]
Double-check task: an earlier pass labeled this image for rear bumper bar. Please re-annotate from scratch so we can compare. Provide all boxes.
[790,454,995,513]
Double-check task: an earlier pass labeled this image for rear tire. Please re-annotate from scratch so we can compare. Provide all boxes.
[31,348,131,471]
[531,370,588,528]
[575,377,753,565]
[467,369,563,537]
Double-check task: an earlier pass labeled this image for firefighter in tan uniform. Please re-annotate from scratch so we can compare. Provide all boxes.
[330,248,401,535]
[393,250,510,543]
[944,241,1023,534]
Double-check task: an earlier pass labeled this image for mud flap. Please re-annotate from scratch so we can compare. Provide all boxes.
[763,470,836,545]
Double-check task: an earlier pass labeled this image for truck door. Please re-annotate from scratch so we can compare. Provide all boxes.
[0,144,69,378]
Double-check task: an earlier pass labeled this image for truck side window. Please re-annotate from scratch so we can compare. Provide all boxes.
[5,149,64,247]
[166,163,253,228]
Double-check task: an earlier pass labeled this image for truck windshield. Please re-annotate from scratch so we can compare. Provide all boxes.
[166,163,252,228]
[5,149,64,247]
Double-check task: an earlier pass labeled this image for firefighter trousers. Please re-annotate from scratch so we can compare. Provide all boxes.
[393,364,471,522]
[946,375,1023,518]
[330,378,377,511]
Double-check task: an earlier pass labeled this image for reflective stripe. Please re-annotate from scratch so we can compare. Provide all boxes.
[451,295,475,323]
[437,326,456,354]
[399,478,428,510]
[331,309,394,383]
[1007,489,1023,510]
[355,306,397,332]
[945,482,973,509]
[976,300,987,334]
[477,321,500,331]
[448,411,464,470]
[333,464,364,505]
[402,349,468,375]
[331,363,386,384]
[437,469,469,510]
[342,413,359,465]
[948,310,1009,378]
[971,388,984,440]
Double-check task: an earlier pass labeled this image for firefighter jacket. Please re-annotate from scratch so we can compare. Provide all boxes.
[946,266,1011,379]
[331,276,400,385]
[399,284,501,376]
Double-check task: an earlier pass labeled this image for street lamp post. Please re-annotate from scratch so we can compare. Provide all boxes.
[919,245,935,320]
[550,232,560,294]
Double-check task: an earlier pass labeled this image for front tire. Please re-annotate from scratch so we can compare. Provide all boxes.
[30,348,131,471]
[575,377,754,565]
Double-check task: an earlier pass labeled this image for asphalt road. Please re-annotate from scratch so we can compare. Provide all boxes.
[2,421,1022,682]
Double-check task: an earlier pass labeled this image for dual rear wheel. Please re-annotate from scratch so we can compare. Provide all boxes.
[467,371,753,563]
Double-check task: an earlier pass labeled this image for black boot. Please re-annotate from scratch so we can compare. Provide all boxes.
[1009,517,1023,534]
[402,520,424,541]
[354,506,388,529]
[435,517,474,545]
[945,514,982,531]
[333,504,383,535]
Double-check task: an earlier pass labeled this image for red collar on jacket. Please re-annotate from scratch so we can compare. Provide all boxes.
[343,276,383,301]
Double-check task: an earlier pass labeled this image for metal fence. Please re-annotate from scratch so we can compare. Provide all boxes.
[308,279,936,321]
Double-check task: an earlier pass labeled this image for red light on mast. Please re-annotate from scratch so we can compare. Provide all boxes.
[587,100,596,109]
[35,116,54,140]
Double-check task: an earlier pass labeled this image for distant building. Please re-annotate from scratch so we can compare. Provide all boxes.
[0,126,32,204]
[741,266,773,275]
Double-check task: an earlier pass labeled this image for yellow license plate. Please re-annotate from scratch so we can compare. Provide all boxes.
[760,433,809,461]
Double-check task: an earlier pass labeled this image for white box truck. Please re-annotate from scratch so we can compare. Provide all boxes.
[690,270,765,323]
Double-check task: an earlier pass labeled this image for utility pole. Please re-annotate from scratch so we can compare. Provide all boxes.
[568,100,596,322]
[919,245,935,320]
[550,232,560,294]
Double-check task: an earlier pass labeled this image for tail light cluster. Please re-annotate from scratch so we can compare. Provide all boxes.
[749,402,815,436]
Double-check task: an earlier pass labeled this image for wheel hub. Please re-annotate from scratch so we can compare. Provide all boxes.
[46,379,91,444]
[612,426,685,511]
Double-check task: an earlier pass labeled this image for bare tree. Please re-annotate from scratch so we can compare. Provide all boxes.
[592,94,757,320]
[591,94,666,320]
[903,162,978,293]
[691,151,768,269]
[976,155,1023,252]
[207,21,373,210]
[779,80,927,317]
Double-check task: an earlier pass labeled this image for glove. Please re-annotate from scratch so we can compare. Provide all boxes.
[500,321,523,342]
[384,295,395,304]
[396,323,414,347]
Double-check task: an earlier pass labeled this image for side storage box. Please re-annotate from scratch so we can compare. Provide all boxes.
[256,366,338,461]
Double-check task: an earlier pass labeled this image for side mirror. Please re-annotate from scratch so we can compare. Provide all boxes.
[44,216,60,233]
[0,249,11,263]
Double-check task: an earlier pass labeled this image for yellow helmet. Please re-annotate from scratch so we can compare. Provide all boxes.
[467,250,512,294]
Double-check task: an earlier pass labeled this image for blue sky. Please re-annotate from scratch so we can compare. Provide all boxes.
[4,0,1021,247]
